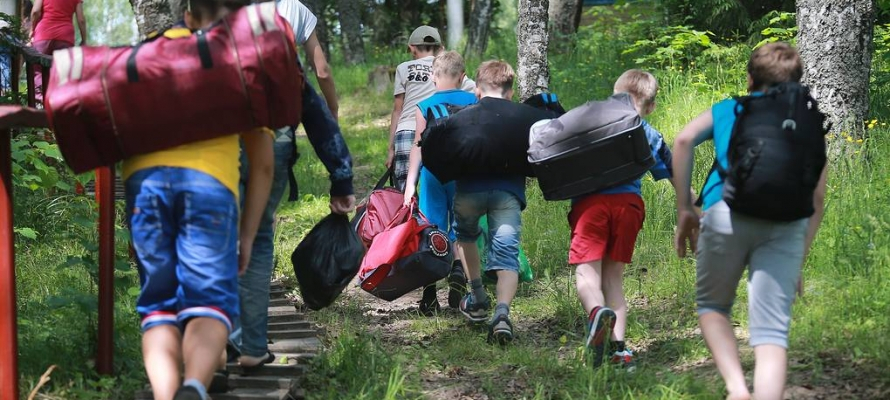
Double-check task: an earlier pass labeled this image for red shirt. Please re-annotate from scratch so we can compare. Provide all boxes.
[33,0,82,44]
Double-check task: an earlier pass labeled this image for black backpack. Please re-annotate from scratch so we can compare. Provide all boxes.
[702,82,828,221]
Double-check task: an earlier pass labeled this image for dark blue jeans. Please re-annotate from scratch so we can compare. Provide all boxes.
[230,83,339,357]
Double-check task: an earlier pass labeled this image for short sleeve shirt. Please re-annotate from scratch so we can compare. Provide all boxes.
[276,0,316,65]
[394,55,475,132]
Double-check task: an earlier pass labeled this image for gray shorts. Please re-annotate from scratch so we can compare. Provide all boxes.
[696,201,808,348]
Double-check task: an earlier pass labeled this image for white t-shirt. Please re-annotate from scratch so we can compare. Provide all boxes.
[393,56,476,132]
[276,0,316,63]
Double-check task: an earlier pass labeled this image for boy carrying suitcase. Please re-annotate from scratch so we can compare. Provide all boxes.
[568,69,676,368]
[673,42,828,400]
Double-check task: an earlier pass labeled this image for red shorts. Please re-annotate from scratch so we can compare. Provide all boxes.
[568,193,645,264]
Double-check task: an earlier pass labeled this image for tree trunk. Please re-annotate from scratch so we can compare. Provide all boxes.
[337,0,365,65]
[303,0,331,57]
[465,0,494,58]
[517,0,550,102]
[548,0,580,43]
[128,0,179,38]
[446,0,464,49]
[797,0,876,138]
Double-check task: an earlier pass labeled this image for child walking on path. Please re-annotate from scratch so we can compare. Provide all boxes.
[673,42,828,400]
[386,25,473,190]
[233,0,355,370]
[402,50,476,314]
[123,1,274,399]
[570,70,675,367]
[453,60,551,344]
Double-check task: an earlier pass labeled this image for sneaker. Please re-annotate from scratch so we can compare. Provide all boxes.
[459,293,490,322]
[447,263,467,309]
[173,386,204,400]
[487,314,515,345]
[586,306,616,366]
[611,349,636,372]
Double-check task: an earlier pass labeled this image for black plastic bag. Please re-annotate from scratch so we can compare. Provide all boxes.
[291,213,365,310]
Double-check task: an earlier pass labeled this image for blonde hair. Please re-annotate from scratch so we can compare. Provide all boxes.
[614,69,658,113]
[433,51,466,80]
[475,60,515,95]
[748,42,803,90]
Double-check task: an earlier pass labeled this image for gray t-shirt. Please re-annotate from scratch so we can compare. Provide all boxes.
[393,55,475,132]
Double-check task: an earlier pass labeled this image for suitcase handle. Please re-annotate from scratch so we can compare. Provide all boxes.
[126,29,214,83]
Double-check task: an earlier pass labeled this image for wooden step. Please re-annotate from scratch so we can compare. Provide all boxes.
[267,320,310,331]
[268,313,304,324]
[268,298,292,307]
[269,288,289,299]
[267,329,317,340]
[267,306,300,317]
[268,338,320,354]
[276,352,316,365]
[226,363,304,377]
[135,388,291,400]
[229,375,294,390]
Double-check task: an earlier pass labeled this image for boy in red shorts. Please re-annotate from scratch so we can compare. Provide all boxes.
[569,69,676,368]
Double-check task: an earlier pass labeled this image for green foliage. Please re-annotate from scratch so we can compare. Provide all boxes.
[752,11,797,48]
[659,0,794,40]
[624,25,718,69]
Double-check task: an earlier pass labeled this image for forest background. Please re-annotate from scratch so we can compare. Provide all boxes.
[2,0,890,398]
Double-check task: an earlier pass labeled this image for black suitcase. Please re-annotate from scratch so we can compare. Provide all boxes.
[528,93,655,201]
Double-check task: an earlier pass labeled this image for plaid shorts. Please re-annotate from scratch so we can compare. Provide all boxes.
[393,130,414,191]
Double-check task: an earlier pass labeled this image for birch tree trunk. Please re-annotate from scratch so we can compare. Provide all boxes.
[548,0,579,44]
[797,0,876,138]
[517,0,550,101]
[465,0,494,58]
[446,0,464,49]
[337,0,365,65]
[128,0,179,38]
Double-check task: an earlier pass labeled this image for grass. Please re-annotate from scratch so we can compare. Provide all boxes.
[8,4,890,399]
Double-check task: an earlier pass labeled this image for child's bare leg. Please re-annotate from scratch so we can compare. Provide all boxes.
[699,312,750,400]
[601,257,627,341]
[575,261,604,314]
[494,270,518,305]
[753,344,786,400]
[142,325,183,400]
[457,241,482,282]
[182,317,229,389]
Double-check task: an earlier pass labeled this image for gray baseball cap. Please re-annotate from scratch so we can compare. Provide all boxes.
[408,25,442,46]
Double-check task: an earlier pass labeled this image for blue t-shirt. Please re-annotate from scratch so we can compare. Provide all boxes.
[574,120,673,202]
[698,98,738,210]
[417,89,478,119]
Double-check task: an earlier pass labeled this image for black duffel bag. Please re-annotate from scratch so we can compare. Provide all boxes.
[291,213,365,310]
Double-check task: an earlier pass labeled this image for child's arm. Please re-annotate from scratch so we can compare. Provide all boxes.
[386,94,405,168]
[30,0,43,39]
[797,164,828,297]
[239,129,275,274]
[672,110,714,258]
[75,2,87,46]
[303,32,338,120]
[403,108,425,204]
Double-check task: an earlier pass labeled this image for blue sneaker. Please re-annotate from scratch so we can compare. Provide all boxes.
[459,293,490,322]
[586,306,616,366]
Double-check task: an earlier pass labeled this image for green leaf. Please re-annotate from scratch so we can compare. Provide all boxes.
[14,227,37,239]
[127,286,141,297]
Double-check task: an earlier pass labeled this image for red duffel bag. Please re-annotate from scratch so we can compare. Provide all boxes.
[44,1,303,173]
[351,168,405,249]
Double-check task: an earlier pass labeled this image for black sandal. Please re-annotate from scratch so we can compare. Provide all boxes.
[240,351,276,375]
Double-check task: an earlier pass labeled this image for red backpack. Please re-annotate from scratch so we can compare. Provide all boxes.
[45,2,303,173]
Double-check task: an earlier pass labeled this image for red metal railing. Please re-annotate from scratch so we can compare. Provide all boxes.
[1,41,116,400]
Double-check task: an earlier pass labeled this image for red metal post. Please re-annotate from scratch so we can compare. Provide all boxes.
[95,166,115,375]
[0,129,20,400]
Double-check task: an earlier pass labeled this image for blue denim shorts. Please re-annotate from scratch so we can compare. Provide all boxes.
[126,167,239,333]
[453,190,522,274]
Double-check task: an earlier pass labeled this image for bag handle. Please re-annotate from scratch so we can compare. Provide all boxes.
[373,167,395,190]
[385,198,416,230]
